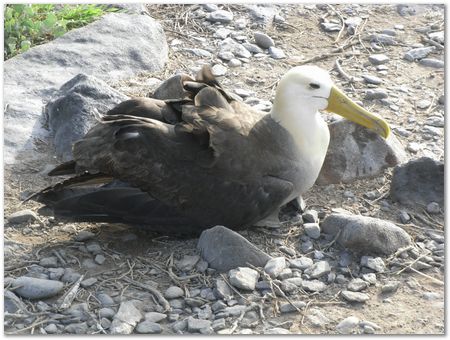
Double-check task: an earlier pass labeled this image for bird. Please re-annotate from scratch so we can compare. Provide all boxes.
[30,65,390,235]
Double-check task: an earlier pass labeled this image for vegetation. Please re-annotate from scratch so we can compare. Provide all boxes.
[4,4,119,60]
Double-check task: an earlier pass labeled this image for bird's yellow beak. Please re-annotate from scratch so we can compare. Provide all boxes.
[326,85,390,139]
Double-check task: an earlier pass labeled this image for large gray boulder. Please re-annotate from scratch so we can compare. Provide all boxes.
[4,12,167,165]
[390,157,444,206]
[197,225,271,272]
[44,74,128,160]
[317,119,407,185]
[321,213,411,255]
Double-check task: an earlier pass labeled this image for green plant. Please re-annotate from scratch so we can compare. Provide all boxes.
[4,4,119,60]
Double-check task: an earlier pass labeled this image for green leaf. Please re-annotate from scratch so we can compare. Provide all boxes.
[20,40,31,51]
[43,12,57,27]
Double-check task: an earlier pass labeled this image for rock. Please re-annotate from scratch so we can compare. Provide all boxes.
[197,226,271,272]
[361,256,386,272]
[136,320,162,334]
[390,157,444,206]
[99,307,116,319]
[169,299,185,309]
[280,280,298,294]
[307,308,330,327]
[264,257,286,278]
[268,46,286,59]
[45,74,128,160]
[175,255,200,272]
[289,257,313,270]
[365,89,389,100]
[110,300,143,334]
[228,267,259,291]
[304,223,321,239]
[164,286,184,299]
[426,202,440,214]
[44,323,58,334]
[368,54,389,65]
[212,318,226,331]
[206,10,233,23]
[80,277,97,288]
[12,276,64,299]
[187,317,212,333]
[348,278,369,292]
[362,74,383,85]
[211,64,228,77]
[336,316,360,334]
[101,317,112,330]
[423,292,441,300]
[317,119,406,185]
[301,240,314,253]
[381,281,400,293]
[321,213,411,255]
[407,142,421,154]
[214,278,233,300]
[172,319,187,332]
[341,290,370,303]
[94,254,106,265]
[214,27,231,39]
[4,13,167,165]
[242,43,264,54]
[228,59,242,68]
[304,261,331,279]
[85,241,102,254]
[404,47,435,61]
[96,293,115,307]
[39,257,58,268]
[202,4,218,12]
[254,32,275,49]
[419,58,444,68]
[279,301,306,313]
[278,268,293,280]
[279,246,296,257]
[265,328,292,334]
[370,34,397,45]
[302,209,319,223]
[301,280,327,292]
[74,230,95,242]
[321,22,341,32]
[184,48,212,58]
[8,210,38,224]
[416,99,431,109]
[64,322,88,334]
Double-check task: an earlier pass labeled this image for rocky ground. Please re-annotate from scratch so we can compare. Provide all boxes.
[4,4,445,335]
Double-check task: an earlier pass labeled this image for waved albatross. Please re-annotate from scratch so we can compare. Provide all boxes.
[31,65,390,234]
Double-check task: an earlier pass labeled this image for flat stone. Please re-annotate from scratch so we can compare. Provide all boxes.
[365,89,389,100]
[381,281,400,293]
[361,256,386,272]
[213,278,233,300]
[301,280,327,292]
[214,27,231,39]
[242,43,264,54]
[279,246,296,257]
[211,64,228,77]
[175,255,200,272]
[289,257,313,270]
[307,308,330,327]
[404,46,435,61]
[368,54,389,65]
[228,267,259,291]
[136,320,162,334]
[8,210,38,224]
[407,142,421,153]
[348,278,369,292]
[304,223,321,239]
[187,317,212,333]
[268,46,286,59]
[321,22,341,32]
[74,230,95,242]
[4,13,167,165]
[171,319,187,332]
[279,301,306,313]
[12,276,64,299]
[254,32,275,49]
[197,226,271,272]
[184,48,212,58]
[212,318,226,331]
[96,293,115,307]
[228,59,242,68]
[317,119,406,185]
[336,316,360,334]
[80,277,97,288]
[304,261,331,279]
[39,257,58,268]
[202,4,219,12]
[94,254,106,265]
[278,268,293,280]
[264,257,286,278]
[416,99,432,109]
[206,10,233,23]
[419,58,444,68]
[64,322,88,334]
[85,241,102,254]
[110,300,143,334]
[341,290,370,303]
[99,307,116,319]
[280,280,298,294]
[390,157,444,206]
[164,286,184,299]
[362,74,383,85]
[370,34,397,45]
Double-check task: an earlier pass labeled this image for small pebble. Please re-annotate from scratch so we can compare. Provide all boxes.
[426,202,440,214]
[254,32,275,49]
[279,301,306,313]
[362,74,382,85]
[368,54,389,65]
[361,256,386,272]
[8,209,38,224]
[289,257,313,270]
[206,10,233,23]
[99,307,116,319]
[404,46,435,61]
[39,256,58,268]
[304,223,321,239]
[74,230,95,242]
[341,290,370,303]
[80,277,97,288]
[321,22,341,32]
[228,267,259,290]
[304,261,330,279]
[95,254,106,265]
[365,89,388,100]
[348,278,369,292]
[279,246,296,257]
[301,240,314,253]
[381,281,400,293]
[136,321,162,334]
[419,58,444,68]
[211,64,228,77]
[336,316,360,334]
[44,323,58,334]
[268,46,286,59]
[96,293,114,307]
[228,59,242,68]
[164,286,184,299]
[416,99,431,109]
[302,280,327,292]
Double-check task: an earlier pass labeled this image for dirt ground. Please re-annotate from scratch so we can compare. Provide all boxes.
[4,4,444,335]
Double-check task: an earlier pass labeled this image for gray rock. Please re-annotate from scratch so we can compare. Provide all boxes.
[175,255,200,272]
[302,209,319,223]
[341,290,370,303]
[404,46,435,61]
[301,240,314,253]
[100,317,112,330]
[184,48,212,58]
[218,51,234,61]
[268,46,286,59]
[211,300,227,313]
[304,261,331,279]
[429,31,444,44]
[423,292,441,300]
[361,256,386,272]
[279,246,296,257]
[202,4,219,12]
[214,27,231,39]
[206,10,233,23]
[307,308,330,327]
[254,32,275,49]
[228,267,259,290]
[348,278,369,292]
[212,318,226,331]
[197,226,271,272]
[169,299,185,309]
[94,254,106,265]
[136,320,162,334]
[211,64,228,77]
[242,43,264,54]
[336,316,360,334]
[172,319,187,332]
[368,54,389,65]
[426,202,440,214]
[64,322,88,334]
[289,257,313,270]
[185,297,205,308]
[265,327,292,334]
[416,99,431,109]
[8,210,38,224]
[44,323,58,334]
[407,142,421,153]
[279,301,306,313]
[398,211,411,224]
[110,300,143,334]
[96,293,115,307]
[85,241,102,254]
[419,58,444,68]
[362,74,383,85]
[4,13,167,165]
[317,119,406,185]
[214,278,233,300]
[381,281,400,293]
[12,276,64,299]
[74,230,95,242]
[390,157,444,206]
[370,34,397,45]
[39,256,58,268]
[301,280,327,292]
[321,22,342,32]
[80,277,97,288]
[321,214,411,255]
[264,257,286,278]
[45,74,128,160]
[82,258,98,269]
[280,280,298,294]
[99,307,116,319]
[365,89,389,100]
[228,59,242,68]
[360,320,382,331]
[187,317,212,333]
[164,286,184,299]
[304,223,321,239]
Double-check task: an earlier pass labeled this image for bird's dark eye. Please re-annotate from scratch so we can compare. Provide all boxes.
[309,83,320,89]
